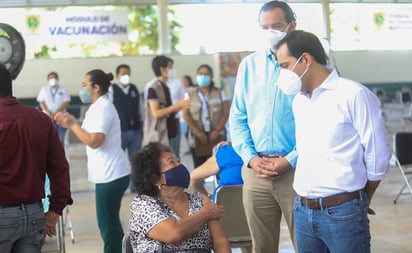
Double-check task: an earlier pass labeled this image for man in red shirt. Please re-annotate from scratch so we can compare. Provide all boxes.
[0,66,73,253]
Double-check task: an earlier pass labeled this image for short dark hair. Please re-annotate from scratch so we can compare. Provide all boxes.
[115,64,130,75]
[0,65,12,97]
[131,142,172,196]
[47,71,59,80]
[259,1,296,23]
[152,55,173,77]
[86,69,113,95]
[276,30,327,65]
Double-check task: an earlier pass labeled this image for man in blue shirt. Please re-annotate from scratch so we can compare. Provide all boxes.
[229,1,298,252]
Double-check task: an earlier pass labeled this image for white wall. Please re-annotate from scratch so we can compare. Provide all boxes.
[13,54,219,98]
[12,49,412,98]
[332,50,412,84]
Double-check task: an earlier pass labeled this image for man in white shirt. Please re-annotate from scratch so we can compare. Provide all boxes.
[37,71,71,144]
[275,30,391,253]
[36,71,71,212]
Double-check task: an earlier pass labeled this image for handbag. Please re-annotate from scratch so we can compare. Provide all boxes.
[194,134,226,157]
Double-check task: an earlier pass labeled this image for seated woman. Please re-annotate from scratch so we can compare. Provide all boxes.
[128,142,231,253]
[190,141,244,201]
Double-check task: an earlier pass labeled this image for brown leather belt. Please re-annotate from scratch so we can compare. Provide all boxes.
[300,191,362,209]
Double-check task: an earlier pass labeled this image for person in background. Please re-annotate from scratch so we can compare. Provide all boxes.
[180,75,195,156]
[145,63,187,158]
[229,1,298,252]
[276,30,391,253]
[37,71,71,216]
[190,141,243,199]
[0,66,72,253]
[143,55,191,156]
[165,75,186,158]
[37,71,71,144]
[54,69,130,253]
[128,142,230,253]
[182,75,195,90]
[183,64,229,167]
[110,64,144,193]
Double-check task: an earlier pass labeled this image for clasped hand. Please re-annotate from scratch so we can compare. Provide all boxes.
[249,156,291,179]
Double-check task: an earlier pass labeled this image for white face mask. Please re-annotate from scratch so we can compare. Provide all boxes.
[277,55,309,95]
[266,23,290,51]
[119,74,130,86]
[48,78,58,86]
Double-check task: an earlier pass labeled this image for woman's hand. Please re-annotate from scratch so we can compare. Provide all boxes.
[209,131,219,143]
[197,131,208,144]
[200,198,224,220]
[54,112,76,129]
[177,97,192,111]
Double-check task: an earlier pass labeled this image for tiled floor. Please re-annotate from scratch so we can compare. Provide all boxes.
[42,138,412,253]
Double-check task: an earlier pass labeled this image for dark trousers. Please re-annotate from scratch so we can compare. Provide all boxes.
[95,175,129,253]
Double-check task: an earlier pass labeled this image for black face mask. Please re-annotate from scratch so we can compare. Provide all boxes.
[161,164,190,188]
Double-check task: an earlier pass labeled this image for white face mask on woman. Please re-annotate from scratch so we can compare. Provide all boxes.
[277,55,309,95]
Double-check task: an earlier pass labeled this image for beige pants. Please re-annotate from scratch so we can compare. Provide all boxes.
[242,165,298,253]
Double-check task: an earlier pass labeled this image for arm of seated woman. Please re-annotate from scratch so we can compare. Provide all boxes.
[208,218,231,253]
[147,196,224,244]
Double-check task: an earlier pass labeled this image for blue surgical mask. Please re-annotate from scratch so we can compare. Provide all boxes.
[79,87,92,104]
[196,75,211,87]
[162,164,190,188]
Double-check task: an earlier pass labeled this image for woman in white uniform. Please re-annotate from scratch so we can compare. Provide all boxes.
[55,69,130,253]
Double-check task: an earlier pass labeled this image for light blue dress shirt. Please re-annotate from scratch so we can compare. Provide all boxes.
[229,49,297,167]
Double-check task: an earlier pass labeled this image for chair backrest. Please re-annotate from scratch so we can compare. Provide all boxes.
[122,234,133,253]
[214,185,252,245]
[394,132,412,165]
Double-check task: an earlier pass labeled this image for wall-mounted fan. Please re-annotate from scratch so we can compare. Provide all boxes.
[0,23,25,80]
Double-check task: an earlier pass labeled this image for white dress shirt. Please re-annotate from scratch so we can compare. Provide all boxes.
[293,70,391,198]
[36,84,70,113]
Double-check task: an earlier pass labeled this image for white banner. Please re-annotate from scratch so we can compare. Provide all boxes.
[24,9,130,44]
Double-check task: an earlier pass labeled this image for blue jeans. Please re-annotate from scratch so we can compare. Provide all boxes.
[0,201,45,253]
[53,121,67,145]
[121,129,142,191]
[294,191,371,253]
[121,129,142,161]
[169,133,181,159]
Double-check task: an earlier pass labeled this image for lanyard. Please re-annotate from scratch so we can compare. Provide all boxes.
[198,90,209,109]
[50,86,59,102]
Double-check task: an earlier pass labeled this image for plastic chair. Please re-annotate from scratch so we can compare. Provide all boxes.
[122,233,133,253]
[392,132,412,204]
[214,185,252,249]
